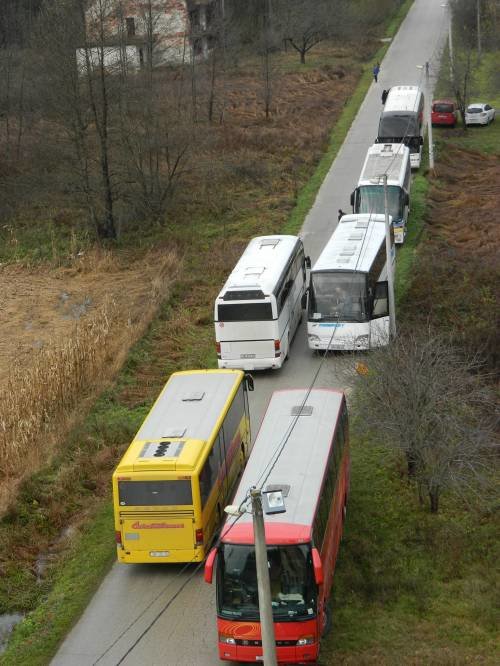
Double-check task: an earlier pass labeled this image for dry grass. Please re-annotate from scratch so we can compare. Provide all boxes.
[0,247,180,513]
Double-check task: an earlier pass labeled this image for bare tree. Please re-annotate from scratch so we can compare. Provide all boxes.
[276,0,331,65]
[80,0,118,239]
[117,1,192,221]
[347,331,497,513]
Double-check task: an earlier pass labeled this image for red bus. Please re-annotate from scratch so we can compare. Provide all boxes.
[204,388,349,664]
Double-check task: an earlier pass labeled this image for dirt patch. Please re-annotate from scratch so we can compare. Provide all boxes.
[402,146,500,370]
[0,247,178,385]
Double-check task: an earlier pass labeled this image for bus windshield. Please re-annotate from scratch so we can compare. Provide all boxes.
[379,113,419,138]
[309,272,368,323]
[217,544,316,621]
[357,185,402,221]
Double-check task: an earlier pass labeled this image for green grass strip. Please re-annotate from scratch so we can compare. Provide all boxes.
[1,504,115,666]
[395,170,428,304]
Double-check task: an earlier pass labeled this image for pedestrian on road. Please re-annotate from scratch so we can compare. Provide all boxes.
[381,88,389,104]
[338,209,345,221]
[373,62,380,83]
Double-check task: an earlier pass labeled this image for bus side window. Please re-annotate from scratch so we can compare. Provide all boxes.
[222,385,245,452]
[372,281,389,318]
[200,433,224,507]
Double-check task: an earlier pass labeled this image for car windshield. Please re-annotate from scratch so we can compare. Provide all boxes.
[433,103,454,113]
[309,272,368,323]
[217,544,316,621]
[357,185,402,221]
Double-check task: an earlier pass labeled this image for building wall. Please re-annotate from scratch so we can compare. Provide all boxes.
[84,0,193,67]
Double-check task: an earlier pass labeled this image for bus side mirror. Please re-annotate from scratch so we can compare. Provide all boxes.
[419,136,424,146]
[204,547,217,584]
[305,256,311,269]
[311,548,324,586]
[350,191,354,207]
[404,192,409,206]
[301,290,308,310]
[245,373,254,391]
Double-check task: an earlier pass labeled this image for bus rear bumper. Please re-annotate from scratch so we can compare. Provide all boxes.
[117,546,204,564]
[218,357,283,371]
[218,643,318,663]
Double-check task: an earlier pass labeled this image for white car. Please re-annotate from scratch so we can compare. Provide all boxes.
[465,103,496,126]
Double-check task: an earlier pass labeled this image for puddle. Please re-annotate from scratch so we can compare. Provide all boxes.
[35,525,77,582]
[0,613,24,654]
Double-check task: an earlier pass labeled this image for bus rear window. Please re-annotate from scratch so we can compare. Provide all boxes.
[379,114,418,137]
[217,302,273,322]
[118,480,192,506]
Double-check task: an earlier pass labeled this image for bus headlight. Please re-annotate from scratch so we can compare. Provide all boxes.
[308,334,320,343]
[355,334,369,347]
[296,635,315,646]
[219,634,236,645]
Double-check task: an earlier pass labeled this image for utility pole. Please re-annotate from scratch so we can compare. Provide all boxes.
[250,488,278,666]
[382,174,396,338]
[441,3,453,84]
[419,61,435,171]
[477,0,482,63]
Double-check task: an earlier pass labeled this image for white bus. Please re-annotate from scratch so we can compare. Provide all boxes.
[350,143,411,244]
[307,214,395,352]
[377,85,424,169]
[215,235,310,370]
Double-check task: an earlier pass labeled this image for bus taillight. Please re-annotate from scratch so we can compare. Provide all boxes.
[195,528,204,545]
[274,340,281,357]
[115,531,122,545]
[216,342,221,358]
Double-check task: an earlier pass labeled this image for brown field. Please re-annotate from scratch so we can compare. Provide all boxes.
[0,246,180,510]
[403,145,500,371]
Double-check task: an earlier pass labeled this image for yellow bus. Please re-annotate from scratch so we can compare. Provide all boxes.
[112,369,253,564]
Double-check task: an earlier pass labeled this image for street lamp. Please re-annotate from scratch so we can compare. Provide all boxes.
[417,62,434,171]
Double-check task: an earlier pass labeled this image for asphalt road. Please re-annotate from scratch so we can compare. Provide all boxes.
[52,2,446,664]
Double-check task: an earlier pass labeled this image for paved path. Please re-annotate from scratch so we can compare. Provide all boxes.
[52,2,446,664]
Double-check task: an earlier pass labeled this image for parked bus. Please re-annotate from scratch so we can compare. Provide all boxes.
[350,142,411,244]
[376,85,424,169]
[205,388,349,664]
[215,235,310,371]
[112,369,253,564]
[307,213,395,351]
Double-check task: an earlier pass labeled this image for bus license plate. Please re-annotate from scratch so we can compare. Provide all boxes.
[241,354,256,359]
[150,551,169,557]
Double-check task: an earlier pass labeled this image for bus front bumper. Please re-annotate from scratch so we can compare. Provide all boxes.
[308,334,370,351]
[218,642,318,663]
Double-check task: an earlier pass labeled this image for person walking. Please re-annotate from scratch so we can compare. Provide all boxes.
[373,62,380,83]
[338,209,346,221]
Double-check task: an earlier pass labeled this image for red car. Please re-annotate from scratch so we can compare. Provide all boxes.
[431,99,457,126]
